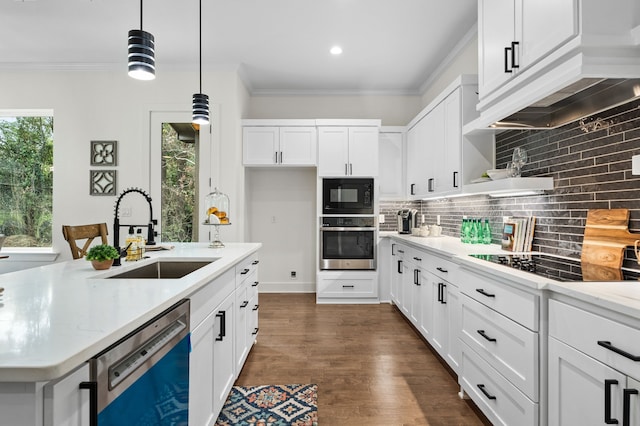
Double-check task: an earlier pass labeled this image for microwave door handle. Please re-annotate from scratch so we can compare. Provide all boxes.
[320,227,374,231]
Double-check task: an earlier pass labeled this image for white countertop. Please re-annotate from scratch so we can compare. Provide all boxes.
[382,232,640,320]
[0,242,260,382]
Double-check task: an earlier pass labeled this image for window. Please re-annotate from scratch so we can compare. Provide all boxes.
[0,112,54,247]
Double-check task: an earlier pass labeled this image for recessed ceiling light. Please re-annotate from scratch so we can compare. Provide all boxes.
[330,46,343,55]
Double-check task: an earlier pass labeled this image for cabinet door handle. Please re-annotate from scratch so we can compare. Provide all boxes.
[428,178,435,192]
[349,163,353,175]
[279,151,283,163]
[476,288,496,298]
[511,41,520,69]
[252,260,260,265]
[274,151,278,164]
[436,267,448,273]
[79,381,98,426]
[216,311,226,341]
[345,163,348,176]
[477,329,496,342]
[410,183,415,195]
[252,281,259,287]
[240,301,249,308]
[437,282,442,302]
[397,260,403,274]
[252,304,259,311]
[504,46,513,73]
[453,171,459,188]
[241,268,250,275]
[440,283,446,304]
[604,379,620,424]
[414,269,420,286]
[477,384,497,400]
[624,388,638,426]
[598,341,640,361]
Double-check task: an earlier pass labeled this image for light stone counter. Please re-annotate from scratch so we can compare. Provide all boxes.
[0,242,260,382]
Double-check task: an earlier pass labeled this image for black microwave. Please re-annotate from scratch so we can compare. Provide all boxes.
[322,178,374,215]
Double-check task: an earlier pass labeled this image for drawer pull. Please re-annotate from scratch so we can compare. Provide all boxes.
[252,304,259,311]
[343,285,355,289]
[624,388,638,426]
[252,281,259,287]
[476,288,496,298]
[598,341,640,361]
[252,327,259,335]
[240,268,250,275]
[477,384,496,400]
[413,256,422,262]
[436,267,448,273]
[240,301,249,308]
[252,260,260,265]
[477,330,496,342]
[398,249,405,254]
[604,379,619,424]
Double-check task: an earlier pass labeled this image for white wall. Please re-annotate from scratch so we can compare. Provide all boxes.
[245,168,317,292]
[247,94,422,126]
[0,68,246,268]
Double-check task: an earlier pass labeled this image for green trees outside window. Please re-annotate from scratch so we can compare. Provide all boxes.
[0,116,53,247]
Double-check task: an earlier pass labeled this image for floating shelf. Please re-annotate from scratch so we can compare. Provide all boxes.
[462,177,554,197]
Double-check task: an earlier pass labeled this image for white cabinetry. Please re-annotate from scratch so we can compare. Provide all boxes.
[316,270,378,303]
[235,256,260,373]
[243,122,317,167]
[317,126,379,177]
[548,298,640,426]
[457,264,541,426]
[378,127,405,199]
[406,76,489,199]
[43,364,90,426]
[478,0,577,99]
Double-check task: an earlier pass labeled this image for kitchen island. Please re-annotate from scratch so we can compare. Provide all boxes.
[0,242,260,425]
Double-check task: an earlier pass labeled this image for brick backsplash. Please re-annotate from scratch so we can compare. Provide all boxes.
[408,98,640,265]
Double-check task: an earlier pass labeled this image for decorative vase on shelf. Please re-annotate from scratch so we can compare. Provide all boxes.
[91,259,114,270]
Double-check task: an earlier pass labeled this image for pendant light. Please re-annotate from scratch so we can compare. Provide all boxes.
[192,0,210,125]
[128,0,155,81]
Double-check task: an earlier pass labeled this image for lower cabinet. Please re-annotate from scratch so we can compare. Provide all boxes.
[548,298,640,426]
[316,270,378,303]
[43,364,91,426]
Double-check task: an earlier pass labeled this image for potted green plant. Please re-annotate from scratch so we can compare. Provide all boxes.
[85,244,120,270]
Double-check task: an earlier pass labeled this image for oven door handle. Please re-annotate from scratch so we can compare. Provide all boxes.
[320,227,375,232]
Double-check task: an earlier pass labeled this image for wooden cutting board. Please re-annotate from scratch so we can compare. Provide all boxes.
[581,209,640,280]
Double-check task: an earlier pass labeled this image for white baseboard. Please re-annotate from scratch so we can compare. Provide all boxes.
[258,281,316,293]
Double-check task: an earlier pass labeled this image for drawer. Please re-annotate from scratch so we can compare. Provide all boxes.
[392,243,410,261]
[458,267,539,331]
[550,299,640,380]
[460,342,538,426]
[317,275,378,298]
[461,294,539,401]
[427,254,458,283]
[189,268,235,328]
[236,255,259,286]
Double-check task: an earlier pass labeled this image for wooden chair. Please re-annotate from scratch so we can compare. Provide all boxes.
[62,223,109,259]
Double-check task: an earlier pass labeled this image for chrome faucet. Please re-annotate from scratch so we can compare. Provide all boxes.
[113,187,157,266]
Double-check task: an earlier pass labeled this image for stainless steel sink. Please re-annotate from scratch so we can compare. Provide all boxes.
[106,259,217,279]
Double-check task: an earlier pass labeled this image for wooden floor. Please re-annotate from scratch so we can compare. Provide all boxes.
[235,293,490,425]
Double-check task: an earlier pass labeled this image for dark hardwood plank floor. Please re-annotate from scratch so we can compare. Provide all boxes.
[235,293,490,425]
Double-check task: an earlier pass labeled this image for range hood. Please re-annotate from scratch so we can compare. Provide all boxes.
[490,78,640,130]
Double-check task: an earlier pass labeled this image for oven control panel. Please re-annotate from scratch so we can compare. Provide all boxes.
[321,216,376,228]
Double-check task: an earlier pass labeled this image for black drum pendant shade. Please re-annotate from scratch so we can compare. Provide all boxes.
[128,29,155,80]
[192,93,210,125]
[128,0,155,81]
[192,0,210,125]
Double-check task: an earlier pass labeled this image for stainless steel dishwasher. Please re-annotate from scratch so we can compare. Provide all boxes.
[80,299,190,426]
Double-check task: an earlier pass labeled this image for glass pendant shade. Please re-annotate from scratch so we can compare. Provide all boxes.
[192,93,210,125]
[128,29,155,80]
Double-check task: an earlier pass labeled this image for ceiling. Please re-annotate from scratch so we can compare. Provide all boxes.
[0,0,477,95]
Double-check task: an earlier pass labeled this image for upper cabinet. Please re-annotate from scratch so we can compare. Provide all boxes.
[378,127,405,200]
[317,122,380,177]
[406,76,491,199]
[243,121,317,167]
[478,0,578,99]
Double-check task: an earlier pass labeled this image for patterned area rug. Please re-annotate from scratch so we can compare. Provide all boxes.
[215,384,318,426]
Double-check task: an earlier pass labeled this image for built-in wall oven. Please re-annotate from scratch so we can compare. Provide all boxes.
[320,216,376,270]
[322,178,374,215]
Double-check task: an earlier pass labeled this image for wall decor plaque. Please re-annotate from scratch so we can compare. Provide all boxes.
[90,170,117,196]
[90,140,117,166]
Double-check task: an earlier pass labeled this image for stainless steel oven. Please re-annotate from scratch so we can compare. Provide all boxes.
[322,178,374,215]
[320,216,376,270]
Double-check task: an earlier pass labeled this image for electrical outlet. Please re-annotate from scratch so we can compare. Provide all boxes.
[290,271,297,280]
[378,214,385,224]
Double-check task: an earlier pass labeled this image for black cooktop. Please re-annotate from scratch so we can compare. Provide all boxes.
[469,253,640,282]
